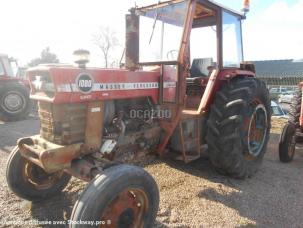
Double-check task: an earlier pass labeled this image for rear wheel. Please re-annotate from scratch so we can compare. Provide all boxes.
[206,77,271,179]
[6,147,71,201]
[0,83,32,121]
[70,165,159,228]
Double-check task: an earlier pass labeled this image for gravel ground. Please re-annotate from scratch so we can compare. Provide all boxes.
[0,117,302,227]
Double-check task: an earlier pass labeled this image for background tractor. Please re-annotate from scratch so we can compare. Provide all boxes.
[279,83,303,162]
[6,0,271,227]
[0,54,31,121]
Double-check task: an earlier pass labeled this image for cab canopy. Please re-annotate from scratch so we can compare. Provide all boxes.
[131,0,245,68]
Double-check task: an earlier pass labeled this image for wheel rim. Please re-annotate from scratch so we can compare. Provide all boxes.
[248,103,268,157]
[100,188,149,228]
[2,91,26,114]
[22,161,64,190]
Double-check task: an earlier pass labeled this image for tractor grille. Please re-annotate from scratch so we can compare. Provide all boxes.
[38,102,87,145]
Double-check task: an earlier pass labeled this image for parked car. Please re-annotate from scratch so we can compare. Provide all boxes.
[278,92,294,103]
[271,101,288,118]
[269,87,295,101]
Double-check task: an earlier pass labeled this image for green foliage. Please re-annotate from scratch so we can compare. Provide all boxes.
[28,47,59,67]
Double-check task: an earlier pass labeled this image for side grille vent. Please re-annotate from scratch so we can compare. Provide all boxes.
[39,102,86,145]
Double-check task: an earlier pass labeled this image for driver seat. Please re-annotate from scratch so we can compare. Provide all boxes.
[190,58,213,78]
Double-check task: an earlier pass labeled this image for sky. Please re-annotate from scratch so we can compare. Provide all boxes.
[0,0,302,66]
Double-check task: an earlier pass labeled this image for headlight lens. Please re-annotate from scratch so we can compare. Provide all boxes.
[30,72,55,97]
[33,75,55,92]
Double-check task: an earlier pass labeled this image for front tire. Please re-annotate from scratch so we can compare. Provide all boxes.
[6,147,71,201]
[70,165,159,228]
[206,77,271,179]
[279,124,296,162]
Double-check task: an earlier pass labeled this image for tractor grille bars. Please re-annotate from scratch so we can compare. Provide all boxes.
[38,102,86,145]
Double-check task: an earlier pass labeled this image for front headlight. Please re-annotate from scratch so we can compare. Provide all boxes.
[29,71,55,97]
[32,75,55,92]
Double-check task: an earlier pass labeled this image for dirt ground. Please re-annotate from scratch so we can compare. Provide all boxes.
[0,116,303,227]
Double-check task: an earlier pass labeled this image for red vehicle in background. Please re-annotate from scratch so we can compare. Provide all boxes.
[0,54,31,121]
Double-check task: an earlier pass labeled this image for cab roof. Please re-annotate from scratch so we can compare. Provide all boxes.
[136,0,245,19]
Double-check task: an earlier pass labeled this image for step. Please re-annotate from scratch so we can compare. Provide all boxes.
[181,109,201,120]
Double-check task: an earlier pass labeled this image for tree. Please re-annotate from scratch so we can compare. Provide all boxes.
[93,26,119,68]
[28,47,59,67]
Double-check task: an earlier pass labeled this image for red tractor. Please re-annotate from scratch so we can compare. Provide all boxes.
[0,54,31,121]
[6,0,271,226]
[279,84,303,162]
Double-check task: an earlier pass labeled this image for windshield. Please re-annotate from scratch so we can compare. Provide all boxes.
[138,0,189,63]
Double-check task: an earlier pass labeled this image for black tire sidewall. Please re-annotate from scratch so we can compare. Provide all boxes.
[206,77,271,178]
[279,123,295,162]
[6,148,71,201]
[70,165,159,228]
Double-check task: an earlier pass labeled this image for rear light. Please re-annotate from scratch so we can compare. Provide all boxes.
[242,0,250,13]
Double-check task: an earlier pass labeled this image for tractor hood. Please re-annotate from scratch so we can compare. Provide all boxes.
[27,65,161,104]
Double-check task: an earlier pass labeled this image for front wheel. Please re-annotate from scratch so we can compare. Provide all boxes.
[206,77,271,179]
[279,124,296,162]
[6,147,71,201]
[70,164,159,228]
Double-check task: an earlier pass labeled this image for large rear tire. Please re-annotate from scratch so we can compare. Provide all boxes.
[206,77,271,179]
[0,82,32,121]
[6,147,71,201]
[70,164,159,228]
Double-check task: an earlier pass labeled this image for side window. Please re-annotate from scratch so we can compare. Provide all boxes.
[189,26,217,77]
[190,26,217,65]
[0,62,5,76]
[222,11,243,67]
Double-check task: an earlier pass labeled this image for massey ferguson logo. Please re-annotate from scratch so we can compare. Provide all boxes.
[76,73,94,93]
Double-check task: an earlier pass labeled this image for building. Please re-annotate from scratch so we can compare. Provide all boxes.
[253,59,303,86]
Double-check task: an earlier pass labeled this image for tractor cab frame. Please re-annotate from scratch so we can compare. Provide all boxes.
[125,0,255,159]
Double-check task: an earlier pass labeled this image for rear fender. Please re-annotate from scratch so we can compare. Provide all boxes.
[201,69,255,112]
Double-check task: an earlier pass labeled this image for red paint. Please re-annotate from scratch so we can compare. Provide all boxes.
[0,57,29,88]
[28,67,162,104]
